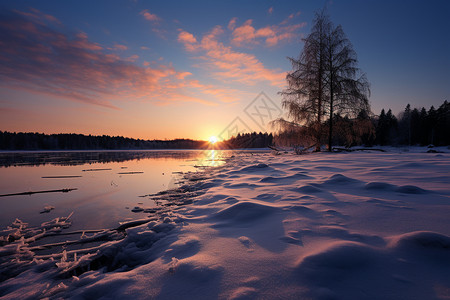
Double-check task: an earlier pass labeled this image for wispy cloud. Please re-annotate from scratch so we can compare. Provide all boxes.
[113,44,128,51]
[178,24,287,87]
[14,7,61,24]
[280,11,301,25]
[139,9,160,23]
[0,9,236,107]
[228,17,237,31]
[268,7,274,14]
[230,16,306,47]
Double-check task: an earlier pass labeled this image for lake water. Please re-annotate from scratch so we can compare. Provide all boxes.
[0,150,235,231]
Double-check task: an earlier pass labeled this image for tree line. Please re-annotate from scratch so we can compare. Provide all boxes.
[221,132,273,149]
[0,132,207,150]
[375,101,450,146]
[0,131,274,150]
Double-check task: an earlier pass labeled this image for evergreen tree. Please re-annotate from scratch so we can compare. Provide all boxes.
[399,104,412,145]
[419,107,428,145]
[427,106,438,145]
[410,108,420,145]
[376,109,387,145]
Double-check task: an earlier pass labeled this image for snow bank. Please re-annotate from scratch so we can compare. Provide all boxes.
[1,149,450,299]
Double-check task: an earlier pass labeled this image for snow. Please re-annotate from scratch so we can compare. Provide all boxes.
[1,147,450,299]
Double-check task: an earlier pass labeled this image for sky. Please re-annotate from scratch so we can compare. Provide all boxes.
[0,0,449,141]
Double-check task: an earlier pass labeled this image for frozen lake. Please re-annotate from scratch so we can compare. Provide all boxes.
[0,150,241,231]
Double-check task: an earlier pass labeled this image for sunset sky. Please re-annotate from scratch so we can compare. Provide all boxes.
[1,0,449,140]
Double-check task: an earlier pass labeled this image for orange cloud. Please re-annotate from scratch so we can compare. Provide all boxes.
[140,9,160,22]
[114,44,128,51]
[231,20,257,46]
[268,7,274,14]
[230,17,306,47]
[228,17,237,31]
[178,30,197,51]
[176,71,192,80]
[177,26,285,87]
[126,54,139,62]
[280,11,301,25]
[71,32,103,51]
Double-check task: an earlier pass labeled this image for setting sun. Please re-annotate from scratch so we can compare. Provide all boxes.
[209,136,218,144]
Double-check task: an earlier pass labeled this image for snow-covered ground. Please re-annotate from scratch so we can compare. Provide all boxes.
[1,148,450,299]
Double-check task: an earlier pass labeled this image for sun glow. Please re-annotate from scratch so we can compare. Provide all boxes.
[209,136,218,144]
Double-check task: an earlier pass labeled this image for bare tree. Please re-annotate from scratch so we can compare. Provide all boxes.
[276,9,370,152]
[324,22,370,151]
[277,10,329,151]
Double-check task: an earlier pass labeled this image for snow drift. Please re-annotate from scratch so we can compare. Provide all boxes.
[1,148,450,299]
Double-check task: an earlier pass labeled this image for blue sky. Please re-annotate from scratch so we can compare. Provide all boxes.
[0,0,448,140]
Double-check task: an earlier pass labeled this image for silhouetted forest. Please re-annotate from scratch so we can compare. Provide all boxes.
[375,101,450,146]
[0,132,209,150]
[0,131,274,150]
[274,100,450,148]
[222,132,273,149]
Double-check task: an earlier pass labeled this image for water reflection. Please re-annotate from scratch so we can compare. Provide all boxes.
[0,150,225,231]
[0,150,205,168]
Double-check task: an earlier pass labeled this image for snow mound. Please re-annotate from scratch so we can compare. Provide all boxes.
[394,185,429,194]
[238,163,269,172]
[223,182,259,189]
[211,202,280,224]
[164,236,201,261]
[288,205,314,213]
[294,231,450,299]
[254,193,282,201]
[288,167,307,172]
[298,226,386,246]
[389,231,450,251]
[293,185,323,194]
[296,241,376,273]
[364,181,430,194]
[260,173,311,183]
[364,181,396,191]
[323,173,361,185]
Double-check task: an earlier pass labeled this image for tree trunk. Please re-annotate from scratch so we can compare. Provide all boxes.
[328,60,334,152]
[315,26,324,153]
[316,80,323,152]
[328,93,333,151]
